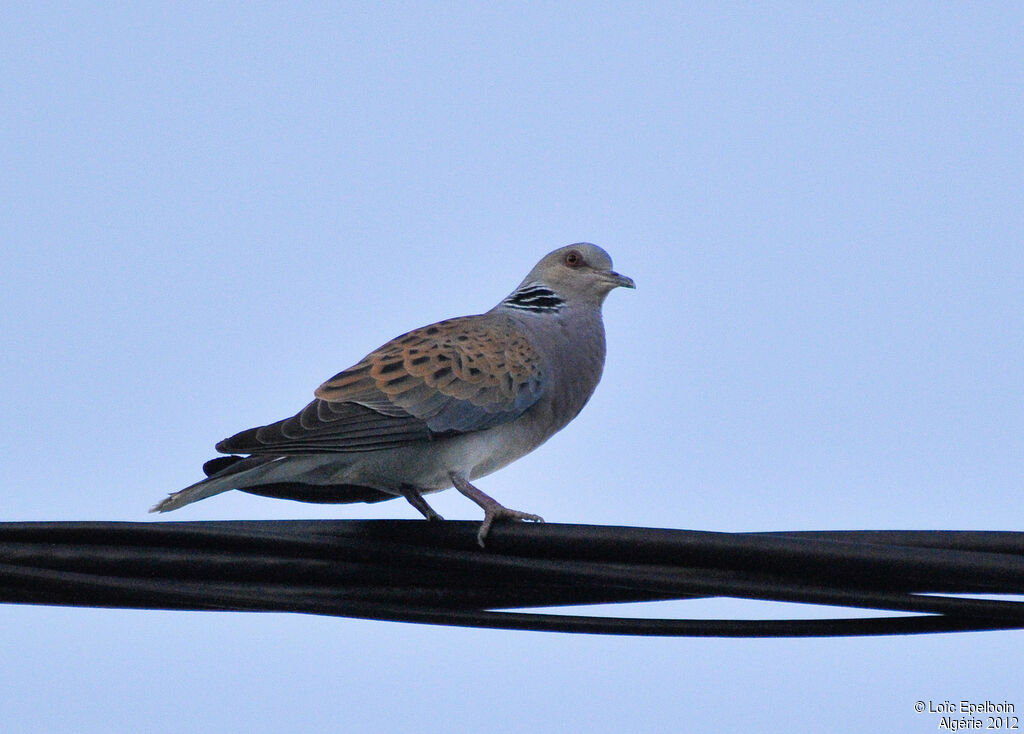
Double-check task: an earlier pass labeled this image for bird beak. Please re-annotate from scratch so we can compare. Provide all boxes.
[603,271,636,289]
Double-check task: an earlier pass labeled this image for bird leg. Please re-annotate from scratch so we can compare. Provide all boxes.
[448,471,544,547]
[398,484,444,521]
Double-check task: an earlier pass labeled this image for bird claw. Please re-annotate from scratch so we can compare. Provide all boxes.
[446,471,543,548]
[399,484,444,521]
[477,506,545,548]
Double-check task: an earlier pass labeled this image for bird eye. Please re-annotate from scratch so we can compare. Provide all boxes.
[564,251,583,268]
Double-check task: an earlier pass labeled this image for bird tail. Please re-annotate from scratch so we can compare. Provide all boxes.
[150,455,275,513]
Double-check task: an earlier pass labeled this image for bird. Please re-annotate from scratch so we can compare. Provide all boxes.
[151,243,635,546]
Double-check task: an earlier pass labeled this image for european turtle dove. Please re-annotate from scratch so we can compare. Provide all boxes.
[152,243,634,545]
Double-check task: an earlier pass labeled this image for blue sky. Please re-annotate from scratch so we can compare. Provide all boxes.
[2,2,1022,731]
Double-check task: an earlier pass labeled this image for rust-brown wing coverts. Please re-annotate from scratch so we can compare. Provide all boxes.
[216,315,546,455]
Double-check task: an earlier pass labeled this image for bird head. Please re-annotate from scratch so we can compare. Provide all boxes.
[515,243,635,308]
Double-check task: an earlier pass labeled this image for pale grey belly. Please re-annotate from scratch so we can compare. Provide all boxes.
[304,410,553,493]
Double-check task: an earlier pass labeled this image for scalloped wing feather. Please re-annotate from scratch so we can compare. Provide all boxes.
[217,315,547,455]
[315,315,546,433]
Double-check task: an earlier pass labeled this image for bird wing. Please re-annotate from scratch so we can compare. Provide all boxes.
[216,314,547,455]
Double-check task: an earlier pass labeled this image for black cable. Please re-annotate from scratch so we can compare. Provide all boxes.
[1,520,1022,637]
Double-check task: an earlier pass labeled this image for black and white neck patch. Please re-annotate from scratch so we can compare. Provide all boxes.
[501,284,566,313]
